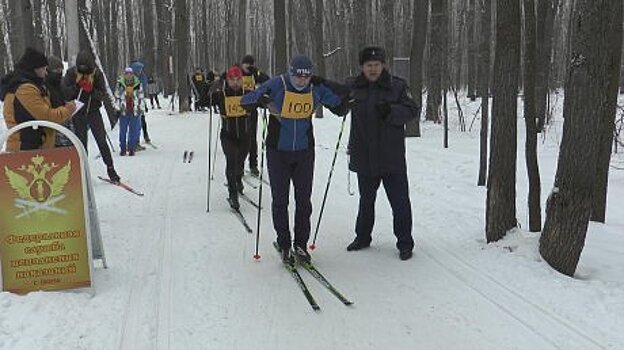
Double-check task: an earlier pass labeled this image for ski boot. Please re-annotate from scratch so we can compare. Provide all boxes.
[293,245,311,264]
[107,166,120,183]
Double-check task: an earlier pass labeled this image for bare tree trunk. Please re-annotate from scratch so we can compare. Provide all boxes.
[143,0,156,74]
[477,0,492,187]
[522,0,542,232]
[11,0,41,55]
[125,0,135,60]
[535,0,556,131]
[238,0,248,58]
[485,0,520,242]
[591,1,624,223]
[65,0,80,65]
[77,0,90,52]
[313,0,325,78]
[176,0,190,112]
[352,0,367,66]
[47,0,62,58]
[155,0,171,94]
[406,0,428,137]
[108,0,120,80]
[381,0,395,70]
[31,0,45,52]
[426,0,447,122]
[274,0,287,73]
[467,0,478,100]
[540,0,623,276]
[0,0,13,72]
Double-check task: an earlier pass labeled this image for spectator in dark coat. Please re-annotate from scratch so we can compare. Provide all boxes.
[46,55,74,147]
[345,46,419,261]
[63,50,120,182]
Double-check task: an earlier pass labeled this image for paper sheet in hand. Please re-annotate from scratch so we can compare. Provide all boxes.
[72,100,85,117]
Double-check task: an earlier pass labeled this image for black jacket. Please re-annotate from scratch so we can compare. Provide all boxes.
[346,69,419,176]
[63,52,117,126]
[209,81,251,139]
[46,72,66,108]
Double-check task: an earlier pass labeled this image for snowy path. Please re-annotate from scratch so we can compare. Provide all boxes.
[1,103,623,349]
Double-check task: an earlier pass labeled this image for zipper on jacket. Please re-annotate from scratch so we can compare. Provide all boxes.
[293,119,297,150]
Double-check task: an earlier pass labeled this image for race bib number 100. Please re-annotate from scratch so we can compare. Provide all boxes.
[281,91,313,119]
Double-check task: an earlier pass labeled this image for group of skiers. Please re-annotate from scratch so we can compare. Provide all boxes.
[1,45,419,263]
[211,47,418,263]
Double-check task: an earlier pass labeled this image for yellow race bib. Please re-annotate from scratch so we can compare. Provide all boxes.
[281,90,314,119]
[242,75,256,91]
[224,96,246,118]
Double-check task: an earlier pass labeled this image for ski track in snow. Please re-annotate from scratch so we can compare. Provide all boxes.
[1,97,624,349]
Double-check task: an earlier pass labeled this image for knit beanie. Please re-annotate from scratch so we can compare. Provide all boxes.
[226,65,243,79]
[47,56,64,72]
[16,47,48,72]
[288,55,313,77]
[241,55,255,65]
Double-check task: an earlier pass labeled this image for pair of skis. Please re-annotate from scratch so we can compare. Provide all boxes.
[183,150,195,163]
[227,197,255,233]
[97,176,145,196]
[273,242,353,311]
[227,190,262,233]
[242,170,270,189]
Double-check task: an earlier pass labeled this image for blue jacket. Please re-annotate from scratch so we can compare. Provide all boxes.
[129,61,148,89]
[241,74,343,151]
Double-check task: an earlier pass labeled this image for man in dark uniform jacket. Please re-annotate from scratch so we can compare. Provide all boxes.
[345,47,419,261]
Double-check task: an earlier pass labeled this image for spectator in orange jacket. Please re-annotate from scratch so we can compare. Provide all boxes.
[1,47,75,152]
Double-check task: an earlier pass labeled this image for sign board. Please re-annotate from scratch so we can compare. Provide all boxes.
[0,121,105,294]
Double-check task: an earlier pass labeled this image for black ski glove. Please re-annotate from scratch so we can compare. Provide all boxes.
[258,94,272,108]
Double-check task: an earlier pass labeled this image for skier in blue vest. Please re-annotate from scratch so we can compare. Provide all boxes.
[241,55,351,264]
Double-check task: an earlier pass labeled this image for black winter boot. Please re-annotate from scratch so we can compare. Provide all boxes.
[227,190,240,210]
[346,238,371,251]
[107,166,120,183]
[399,250,413,261]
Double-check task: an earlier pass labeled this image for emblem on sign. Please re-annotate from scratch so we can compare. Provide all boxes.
[4,154,71,218]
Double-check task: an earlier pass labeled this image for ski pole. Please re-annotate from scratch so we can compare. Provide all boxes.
[254,108,268,260]
[210,116,221,180]
[207,99,213,213]
[310,115,348,250]
[347,157,356,196]
[105,132,116,152]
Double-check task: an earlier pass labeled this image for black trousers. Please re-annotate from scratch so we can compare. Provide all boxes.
[266,148,315,251]
[355,173,414,252]
[220,130,250,194]
[149,94,161,108]
[141,114,150,142]
[73,109,114,168]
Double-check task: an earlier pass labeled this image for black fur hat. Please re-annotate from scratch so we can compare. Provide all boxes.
[359,47,386,65]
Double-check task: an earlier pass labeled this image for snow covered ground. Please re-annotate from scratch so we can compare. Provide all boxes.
[1,95,623,350]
